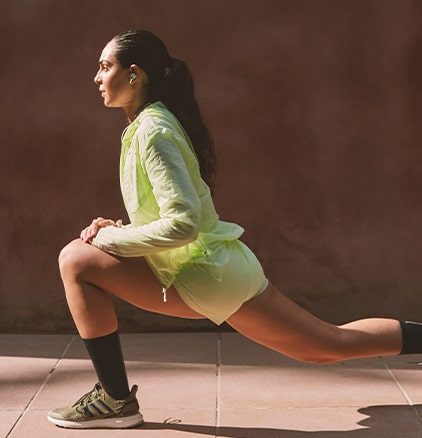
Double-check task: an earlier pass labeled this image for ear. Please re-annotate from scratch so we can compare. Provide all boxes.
[129,64,148,85]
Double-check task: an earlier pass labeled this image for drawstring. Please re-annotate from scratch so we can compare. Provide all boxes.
[162,286,167,303]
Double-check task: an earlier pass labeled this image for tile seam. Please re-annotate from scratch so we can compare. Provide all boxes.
[383,362,414,406]
[5,335,76,437]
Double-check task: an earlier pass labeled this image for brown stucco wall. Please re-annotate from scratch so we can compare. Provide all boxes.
[1,0,422,333]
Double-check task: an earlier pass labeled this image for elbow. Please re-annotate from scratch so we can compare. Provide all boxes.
[187,225,200,243]
[170,209,200,244]
[161,201,201,245]
[177,219,200,244]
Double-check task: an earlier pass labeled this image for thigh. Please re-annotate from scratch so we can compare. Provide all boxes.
[174,240,267,325]
[226,282,340,362]
[60,239,205,320]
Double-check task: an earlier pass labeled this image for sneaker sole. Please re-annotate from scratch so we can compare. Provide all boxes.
[47,412,144,429]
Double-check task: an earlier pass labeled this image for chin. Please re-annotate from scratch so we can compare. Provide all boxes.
[104,100,119,109]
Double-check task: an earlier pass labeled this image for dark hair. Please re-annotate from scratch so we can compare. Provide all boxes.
[112,30,217,190]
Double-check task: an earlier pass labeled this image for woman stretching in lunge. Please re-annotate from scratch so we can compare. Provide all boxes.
[48,30,422,429]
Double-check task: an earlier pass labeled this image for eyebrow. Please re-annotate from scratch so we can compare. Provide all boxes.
[99,60,113,66]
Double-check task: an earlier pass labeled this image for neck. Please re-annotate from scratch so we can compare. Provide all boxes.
[125,97,151,123]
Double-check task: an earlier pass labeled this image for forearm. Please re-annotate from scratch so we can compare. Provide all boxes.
[92,217,199,257]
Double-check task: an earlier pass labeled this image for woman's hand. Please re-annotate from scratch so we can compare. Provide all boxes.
[80,217,123,243]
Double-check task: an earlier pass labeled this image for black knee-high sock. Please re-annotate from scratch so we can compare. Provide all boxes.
[83,331,130,400]
[400,321,422,354]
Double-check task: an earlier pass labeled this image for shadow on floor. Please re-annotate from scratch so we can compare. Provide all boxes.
[137,404,422,438]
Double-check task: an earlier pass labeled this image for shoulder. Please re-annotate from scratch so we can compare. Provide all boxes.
[136,102,186,146]
[139,102,178,132]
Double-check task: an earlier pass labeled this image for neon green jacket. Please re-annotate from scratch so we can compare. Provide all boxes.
[93,102,244,290]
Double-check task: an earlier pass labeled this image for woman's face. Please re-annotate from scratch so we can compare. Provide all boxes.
[94,41,136,109]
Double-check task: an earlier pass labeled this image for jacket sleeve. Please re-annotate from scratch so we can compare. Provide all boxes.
[92,131,201,257]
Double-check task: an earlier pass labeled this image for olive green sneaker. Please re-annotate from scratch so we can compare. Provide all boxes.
[47,382,144,429]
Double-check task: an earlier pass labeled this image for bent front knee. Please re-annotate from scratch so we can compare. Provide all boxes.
[58,239,87,279]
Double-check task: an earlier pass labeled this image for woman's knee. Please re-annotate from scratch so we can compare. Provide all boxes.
[58,239,89,279]
[294,351,340,365]
[293,327,358,364]
[286,326,349,365]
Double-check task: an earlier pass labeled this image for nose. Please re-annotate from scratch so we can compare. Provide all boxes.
[94,70,101,84]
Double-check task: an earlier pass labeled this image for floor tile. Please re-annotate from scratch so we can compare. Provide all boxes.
[0,412,21,438]
[381,354,422,404]
[0,334,73,359]
[11,410,216,438]
[219,333,407,408]
[4,333,422,438]
[218,405,422,437]
[0,335,73,411]
[28,333,218,436]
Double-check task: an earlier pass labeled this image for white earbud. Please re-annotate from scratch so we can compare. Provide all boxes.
[129,73,136,84]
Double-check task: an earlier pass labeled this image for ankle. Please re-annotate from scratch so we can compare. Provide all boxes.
[399,321,422,354]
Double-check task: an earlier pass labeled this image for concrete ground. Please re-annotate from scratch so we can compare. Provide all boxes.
[1,332,422,437]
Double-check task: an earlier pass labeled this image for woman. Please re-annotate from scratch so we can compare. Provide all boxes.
[47,30,422,429]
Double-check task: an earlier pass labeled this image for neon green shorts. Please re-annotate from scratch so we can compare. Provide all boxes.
[173,240,268,325]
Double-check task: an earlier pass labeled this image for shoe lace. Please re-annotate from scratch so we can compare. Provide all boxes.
[73,383,102,408]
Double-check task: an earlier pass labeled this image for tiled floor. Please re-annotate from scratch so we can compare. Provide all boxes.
[1,332,422,437]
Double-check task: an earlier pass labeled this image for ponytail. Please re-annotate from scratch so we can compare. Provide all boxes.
[112,30,217,190]
[157,58,217,190]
